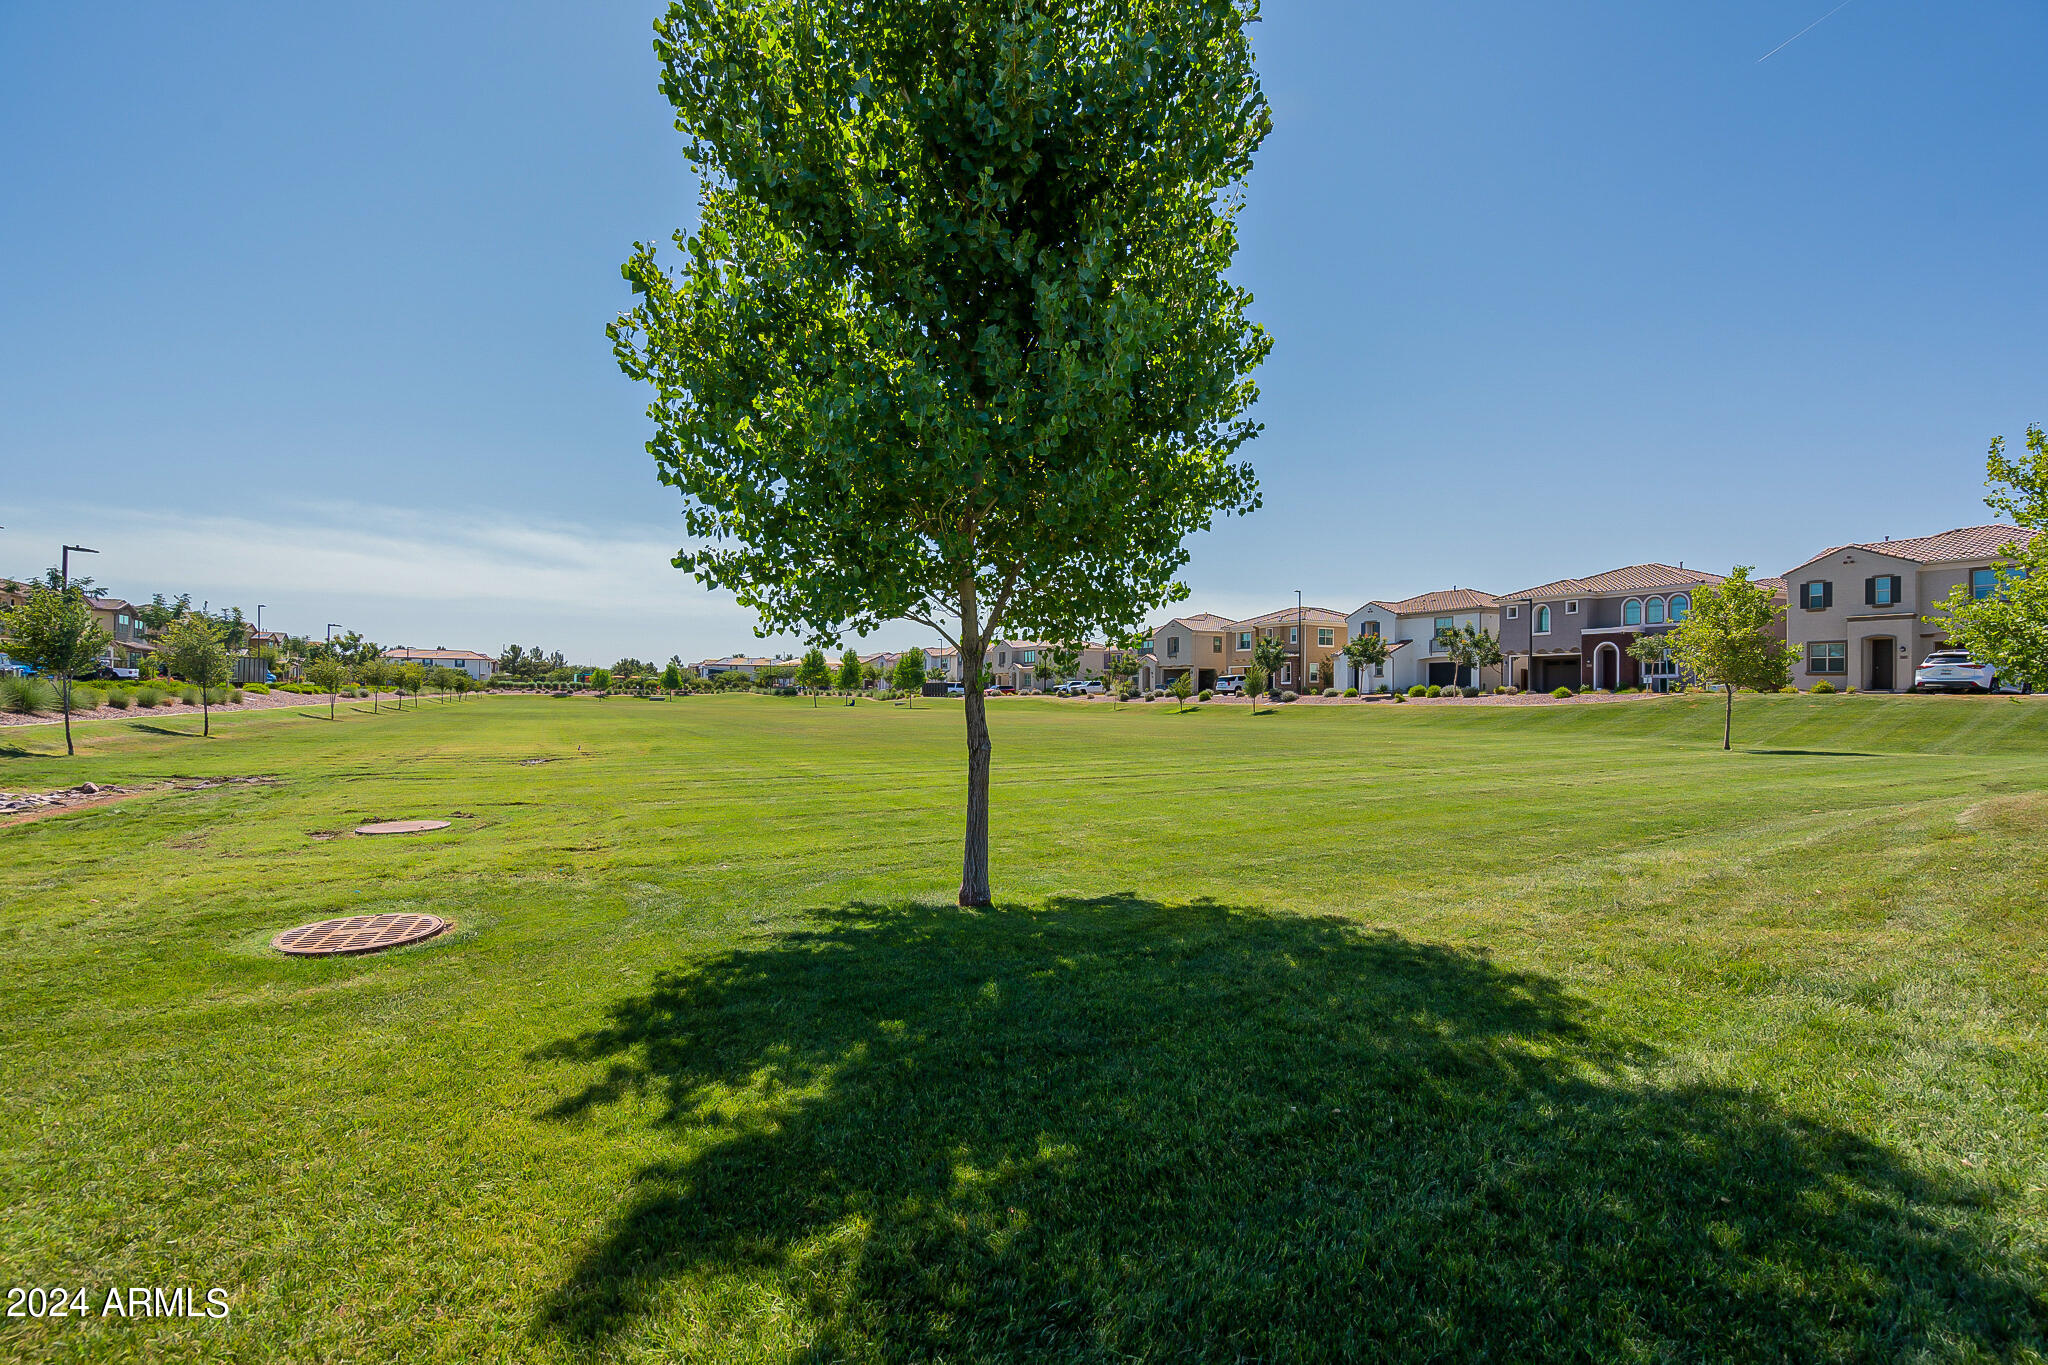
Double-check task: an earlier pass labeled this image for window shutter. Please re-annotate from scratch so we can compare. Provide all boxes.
[1864,577,1876,606]
[1822,581,1833,609]
[1890,575,1903,602]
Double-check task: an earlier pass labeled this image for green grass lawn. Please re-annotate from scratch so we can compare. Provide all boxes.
[3,692,2047,1362]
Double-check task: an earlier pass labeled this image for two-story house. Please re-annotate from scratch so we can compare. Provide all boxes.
[1498,564,1775,692]
[1780,525,2036,692]
[1343,590,1501,692]
[382,647,499,681]
[1148,613,1237,692]
[3,577,155,670]
[1227,606,1350,691]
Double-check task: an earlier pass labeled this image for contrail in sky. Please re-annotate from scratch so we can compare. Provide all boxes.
[1758,0,1862,62]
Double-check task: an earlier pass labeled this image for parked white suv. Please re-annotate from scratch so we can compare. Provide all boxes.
[1912,650,1999,694]
[1054,680,1105,696]
[1212,674,1247,695]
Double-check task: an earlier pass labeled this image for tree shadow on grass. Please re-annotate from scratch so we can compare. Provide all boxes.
[530,896,2045,1362]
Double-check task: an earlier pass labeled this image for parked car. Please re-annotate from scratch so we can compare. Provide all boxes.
[1213,674,1247,695]
[1055,680,1105,696]
[1911,650,2000,694]
[944,683,965,696]
[81,665,140,681]
[985,684,1016,696]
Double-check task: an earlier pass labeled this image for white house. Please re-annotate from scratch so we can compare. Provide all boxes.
[1341,589,1501,692]
[381,647,498,681]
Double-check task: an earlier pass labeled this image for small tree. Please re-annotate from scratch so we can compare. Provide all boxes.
[1243,663,1268,715]
[0,581,112,756]
[1343,632,1390,692]
[661,659,686,691]
[1251,633,1290,699]
[837,651,865,692]
[397,663,427,706]
[1658,567,1793,750]
[153,613,232,737]
[1169,671,1193,712]
[891,651,927,706]
[796,648,832,706]
[590,668,614,693]
[1449,624,1502,691]
[356,657,389,713]
[1929,425,2048,693]
[1103,644,1142,710]
[1037,642,1082,692]
[307,657,348,721]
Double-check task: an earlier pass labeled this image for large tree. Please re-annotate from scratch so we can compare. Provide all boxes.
[615,0,1270,905]
[0,581,112,756]
[1654,567,1793,750]
[1929,425,2048,692]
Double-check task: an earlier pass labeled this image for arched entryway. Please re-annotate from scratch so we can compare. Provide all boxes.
[1592,641,1621,690]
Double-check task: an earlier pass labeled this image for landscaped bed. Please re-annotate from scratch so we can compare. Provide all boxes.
[3,694,2045,1361]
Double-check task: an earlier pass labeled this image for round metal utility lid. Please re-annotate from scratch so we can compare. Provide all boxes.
[355,819,452,835]
[272,913,449,957]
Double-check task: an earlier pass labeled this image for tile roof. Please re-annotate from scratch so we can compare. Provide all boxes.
[1502,564,1727,600]
[1792,524,2035,569]
[1162,612,1238,631]
[1237,604,1349,627]
[384,648,493,661]
[1362,588,1500,616]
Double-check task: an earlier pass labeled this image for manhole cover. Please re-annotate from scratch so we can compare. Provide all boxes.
[272,913,449,957]
[355,819,452,835]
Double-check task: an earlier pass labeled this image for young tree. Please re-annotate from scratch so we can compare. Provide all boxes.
[837,651,865,692]
[1929,425,2048,692]
[1448,624,1502,691]
[397,663,427,706]
[891,651,927,706]
[1656,567,1793,750]
[1037,642,1082,692]
[153,614,232,738]
[307,657,349,722]
[796,648,833,707]
[1243,663,1268,716]
[613,2,1270,906]
[355,657,389,713]
[589,667,614,693]
[0,581,112,756]
[1102,638,1143,709]
[1251,633,1290,699]
[1342,632,1390,692]
[1169,671,1193,712]
[662,659,686,691]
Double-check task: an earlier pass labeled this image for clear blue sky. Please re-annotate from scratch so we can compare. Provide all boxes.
[3,1,2043,661]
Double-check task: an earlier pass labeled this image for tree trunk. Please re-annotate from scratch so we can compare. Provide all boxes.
[330,691,336,722]
[62,675,74,757]
[203,694,210,737]
[1723,683,1733,751]
[958,601,992,908]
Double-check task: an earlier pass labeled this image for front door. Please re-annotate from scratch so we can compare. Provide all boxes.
[1868,638,1895,692]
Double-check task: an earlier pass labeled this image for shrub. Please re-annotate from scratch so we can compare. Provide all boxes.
[1843,686,1858,694]
[105,689,133,710]
[228,688,245,705]
[137,687,166,707]
[72,686,106,711]
[1407,684,1428,697]
[1502,686,1520,695]
[179,684,202,706]
[1551,686,1572,700]
[1343,687,1358,697]
[202,686,230,705]
[1391,691,1405,703]
[1,676,58,714]
[1322,687,1339,697]
[244,682,270,695]
[1279,690,1298,703]
[1811,680,1836,694]
[1425,685,1442,698]
[1461,685,1481,698]
[1198,689,1213,701]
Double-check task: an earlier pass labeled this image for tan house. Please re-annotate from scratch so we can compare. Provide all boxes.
[1144,606,1348,692]
[1781,525,2037,692]
[2,577,154,669]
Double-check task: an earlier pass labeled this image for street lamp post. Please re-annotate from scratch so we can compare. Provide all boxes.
[1295,589,1304,693]
[61,544,98,586]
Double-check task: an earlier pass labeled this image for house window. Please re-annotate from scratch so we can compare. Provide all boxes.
[1236,631,1251,651]
[1506,606,1518,620]
[1289,626,1299,644]
[1970,568,1997,600]
[1535,605,1552,635]
[1801,580,1832,610]
[1212,635,1222,653]
[1433,617,1454,650]
[1166,637,1179,657]
[1622,599,1642,626]
[1645,597,1665,625]
[1565,601,1579,614]
[1808,642,1847,675]
[1317,627,1334,647]
[1866,575,1902,608]
[1279,665,1292,686]
[1363,620,1381,636]
[1016,650,1035,664]
[1669,594,1689,621]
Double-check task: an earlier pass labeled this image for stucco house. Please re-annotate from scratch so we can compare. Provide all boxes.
[1498,564,1782,692]
[1342,589,1501,692]
[1780,525,2036,692]
[382,647,498,680]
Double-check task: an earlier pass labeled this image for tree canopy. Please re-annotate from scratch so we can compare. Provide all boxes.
[614,0,1271,904]
[0,581,113,756]
[1655,568,1792,750]
[1930,425,2048,692]
[153,613,233,738]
